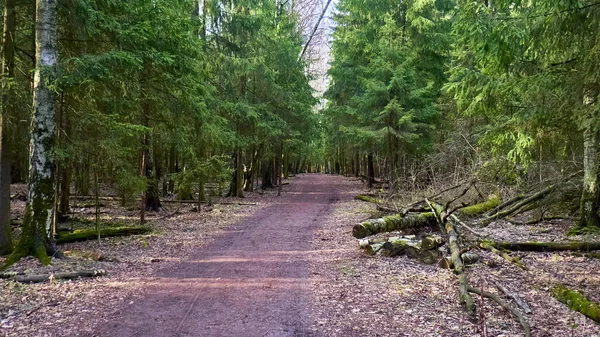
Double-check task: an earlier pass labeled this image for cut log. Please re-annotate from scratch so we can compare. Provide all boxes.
[421,235,444,250]
[357,235,416,249]
[55,226,151,244]
[468,286,531,337]
[552,285,600,323]
[439,253,480,269]
[365,243,385,255]
[379,237,420,257]
[418,249,441,264]
[490,241,600,252]
[352,212,436,239]
[12,269,106,284]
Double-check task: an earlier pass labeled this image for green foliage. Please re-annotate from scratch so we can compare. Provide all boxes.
[324,0,451,177]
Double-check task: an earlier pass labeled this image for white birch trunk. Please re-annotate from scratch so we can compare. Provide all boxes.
[8,0,59,264]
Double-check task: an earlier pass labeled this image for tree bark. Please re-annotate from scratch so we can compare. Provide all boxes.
[55,226,151,244]
[577,125,600,231]
[489,240,600,252]
[0,0,17,255]
[11,269,106,284]
[367,152,375,188]
[4,0,60,267]
[352,212,436,239]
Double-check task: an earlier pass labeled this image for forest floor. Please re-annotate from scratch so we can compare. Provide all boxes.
[1,174,600,336]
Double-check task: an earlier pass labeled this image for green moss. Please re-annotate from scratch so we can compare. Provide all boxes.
[55,226,152,244]
[384,215,402,231]
[552,285,600,323]
[417,212,433,219]
[460,196,501,216]
[354,194,381,204]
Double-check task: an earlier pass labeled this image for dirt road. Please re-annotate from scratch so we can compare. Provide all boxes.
[91,174,344,337]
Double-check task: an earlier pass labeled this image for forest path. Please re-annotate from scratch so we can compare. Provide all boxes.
[91,174,346,337]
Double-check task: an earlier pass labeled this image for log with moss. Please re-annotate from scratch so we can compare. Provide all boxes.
[378,237,420,257]
[490,241,600,252]
[480,242,526,269]
[552,285,600,323]
[458,196,501,217]
[3,269,106,284]
[55,226,152,244]
[358,235,416,249]
[421,235,444,250]
[439,253,480,269]
[354,194,382,204]
[428,201,475,317]
[352,212,436,239]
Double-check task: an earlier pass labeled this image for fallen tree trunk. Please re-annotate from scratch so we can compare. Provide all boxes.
[447,217,476,316]
[490,241,600,252]
[458,196,501,217]
[468,286,531,337]
[482,185,558,225]
[439,253,480,269]
[493,281,532,314]
[55,226,152,244]
[421,235,444,250]
[358,235,417,249]
[480,242,526,269]
[10,269,106,284]
[428,201,476,317]
[552,285,600,323]
[354,194,381,204]
[352,212,436,239]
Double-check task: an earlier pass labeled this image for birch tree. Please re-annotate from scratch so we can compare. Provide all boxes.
[4,0,61,266]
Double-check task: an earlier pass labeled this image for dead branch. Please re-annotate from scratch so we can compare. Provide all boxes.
[467,286,531,337]
[480,242,526,269]
[492,281,532,314]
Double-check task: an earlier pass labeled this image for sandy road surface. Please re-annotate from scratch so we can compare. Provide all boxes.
[90,174,345,337]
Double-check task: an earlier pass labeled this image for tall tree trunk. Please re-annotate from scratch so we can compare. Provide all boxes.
[261,157,275,190]
[57,96,71,221]
[277,142,283,196]
[140,61,160,213]
[367,152,375,188]
[4,0,60,266]
[577,125,600,230]
[0,0,17,255]
[227,149,244,198]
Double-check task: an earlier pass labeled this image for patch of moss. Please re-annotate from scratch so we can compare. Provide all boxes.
[55,226,152,244]
[459,196,501,216]
[552,285,600,323]
[354,194,381,204]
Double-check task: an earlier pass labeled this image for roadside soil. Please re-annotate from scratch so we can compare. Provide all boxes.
[1,174,600,337]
